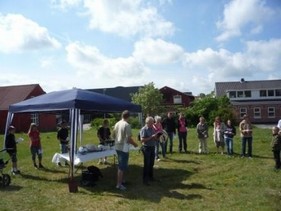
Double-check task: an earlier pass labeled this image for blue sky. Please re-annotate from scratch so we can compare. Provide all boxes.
[0,0,280,95]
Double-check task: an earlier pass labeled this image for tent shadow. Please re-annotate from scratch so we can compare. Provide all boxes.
[78,164,209,202]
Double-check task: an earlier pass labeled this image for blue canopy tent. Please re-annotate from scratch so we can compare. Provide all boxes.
[4,88,141,192]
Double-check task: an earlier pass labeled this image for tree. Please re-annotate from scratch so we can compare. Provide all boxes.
[183,95,235,127]
[131,82,164,117]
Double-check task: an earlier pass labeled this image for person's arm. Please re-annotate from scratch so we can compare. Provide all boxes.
[128,136,138,147]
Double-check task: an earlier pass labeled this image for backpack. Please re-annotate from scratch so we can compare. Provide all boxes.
[80,165,103,187]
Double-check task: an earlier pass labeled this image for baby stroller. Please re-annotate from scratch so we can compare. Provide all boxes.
[0,149,11,187]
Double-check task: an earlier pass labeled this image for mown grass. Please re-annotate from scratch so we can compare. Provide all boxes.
[0,126,280,211]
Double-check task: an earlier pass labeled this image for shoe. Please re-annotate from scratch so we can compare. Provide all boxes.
[39,164,44,168]
[157,158,161,162]
[34,163,38,169]
[143,181,150,186]
[11,170,20,175]
[116,184,126,190]
[248,156,253,159]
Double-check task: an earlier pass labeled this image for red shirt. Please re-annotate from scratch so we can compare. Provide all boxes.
[28,130,41,147]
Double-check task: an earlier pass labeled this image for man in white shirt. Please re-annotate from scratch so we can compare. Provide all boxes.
[113,110,138,191]
[277,119,281,129]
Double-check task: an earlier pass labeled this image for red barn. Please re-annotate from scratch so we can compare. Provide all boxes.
[0,84,57,133]
[159,86,195,112]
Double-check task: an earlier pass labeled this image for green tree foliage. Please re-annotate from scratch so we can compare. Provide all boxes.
[184,95,236,127]
[131,82,164,117]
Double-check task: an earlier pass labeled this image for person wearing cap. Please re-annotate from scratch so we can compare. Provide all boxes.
[28,123,44,169]
[5,125,20,174]
[56,120,69,166]
[239,114,253,158]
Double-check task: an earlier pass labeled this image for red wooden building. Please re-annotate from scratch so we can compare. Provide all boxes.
[159,86,195,112]
[0,84,57,133]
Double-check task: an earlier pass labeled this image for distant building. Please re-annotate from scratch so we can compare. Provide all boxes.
[0,84,57,133]
[215,78,281,124]
[159,86,195,112]
[88,85,195,116]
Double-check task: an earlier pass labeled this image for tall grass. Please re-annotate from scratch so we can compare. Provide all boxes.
[0,127,280,211]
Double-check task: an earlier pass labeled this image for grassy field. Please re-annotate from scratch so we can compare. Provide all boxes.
[0,126,280,211]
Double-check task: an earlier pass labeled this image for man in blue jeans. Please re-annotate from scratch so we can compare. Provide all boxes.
[140,116,159,185]
[113,110,138,190]
[239,115,253,158]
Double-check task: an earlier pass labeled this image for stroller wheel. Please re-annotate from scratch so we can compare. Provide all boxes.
[1,174,11,187]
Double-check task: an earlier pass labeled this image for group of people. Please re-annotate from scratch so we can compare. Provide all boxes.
[5,123,44,175]
[4,110,281,191]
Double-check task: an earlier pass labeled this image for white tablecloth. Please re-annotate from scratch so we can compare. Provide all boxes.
[52,149,116,166]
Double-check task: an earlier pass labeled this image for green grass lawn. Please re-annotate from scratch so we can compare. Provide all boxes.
[0,127,280,211]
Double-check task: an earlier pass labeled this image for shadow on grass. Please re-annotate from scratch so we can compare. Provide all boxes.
[0,184,23,191]
[78,164,210,202]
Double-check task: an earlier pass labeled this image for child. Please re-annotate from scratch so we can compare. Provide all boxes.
[97,119,111,164]
[57,120,69,166]
[28,123,44,169]
[5,125,20,175]
[271,126,281,170]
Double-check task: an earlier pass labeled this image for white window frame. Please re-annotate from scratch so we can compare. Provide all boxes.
[268,107,275,118]
[173,95,182,104]
[31,113,39,125]
[253,107,261,119]
[240,107,247,118]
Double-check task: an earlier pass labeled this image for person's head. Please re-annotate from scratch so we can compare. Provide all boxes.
[167,112,173,118]
[215,116,221,123]
[154,115,161,123]
[179,113,184,119]
[227,119,232,125]
[272,126,279,135]
[122,110,130,120]
[8,125,16,134]
[243,114,249,122]
[199,116,205,123]
[145,116,154,128]
[102,119,109,127]
[29,123,38,132]
[61,120,67,128]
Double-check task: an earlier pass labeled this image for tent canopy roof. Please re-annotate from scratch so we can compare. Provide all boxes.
[9,88,141,113]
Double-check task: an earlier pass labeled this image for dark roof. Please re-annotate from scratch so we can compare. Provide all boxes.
[87,86,142,102]
[160,86,194,97]
[215,79,281,96]
[0,84,45,110]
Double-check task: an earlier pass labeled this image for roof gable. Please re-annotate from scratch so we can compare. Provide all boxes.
[0,84,45,110]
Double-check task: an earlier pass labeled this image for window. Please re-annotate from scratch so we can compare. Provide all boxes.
[237,91,244,98]
[275,89,281,97]
[260,90,267,97]
[240,107,247,118]
[254,107,261,119]
[268,107,275,118]
[31,113,39,126]
[268,90,274,97]
[244,91,251,97]
[173,95,182,104]
[229,91,236,98]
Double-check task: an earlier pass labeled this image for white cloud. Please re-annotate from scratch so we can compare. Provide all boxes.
[66,42,146,80]
[50,0,82,10]
[245,39,281,72]
[183,38,281,91]
[0,13,61,53]
[133,38,184,64]
[83,0,175,38]
[216,0,274,42]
